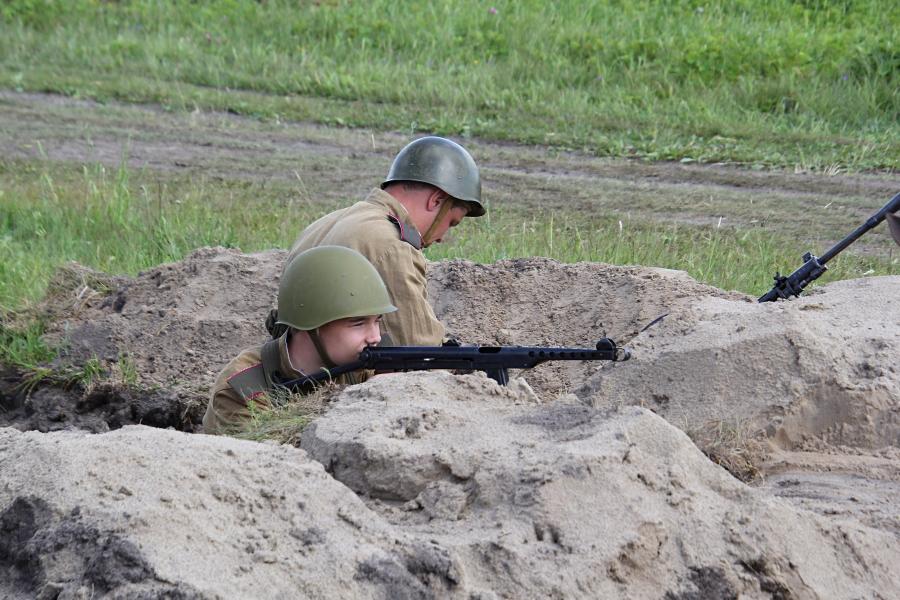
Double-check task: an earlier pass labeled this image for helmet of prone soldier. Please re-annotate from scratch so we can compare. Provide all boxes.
[381,136,485,217]
[276,246,397,331]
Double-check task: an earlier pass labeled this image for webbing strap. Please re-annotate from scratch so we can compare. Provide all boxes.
[308,329,336,369]
[422,198,453,247]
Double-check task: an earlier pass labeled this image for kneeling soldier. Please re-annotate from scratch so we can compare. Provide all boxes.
[202,246,397,435]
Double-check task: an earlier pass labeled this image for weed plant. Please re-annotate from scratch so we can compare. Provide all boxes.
[1,0,897,169]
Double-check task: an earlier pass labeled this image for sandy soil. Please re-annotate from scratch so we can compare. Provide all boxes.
[4,382,900,598]
[2,248,896,554]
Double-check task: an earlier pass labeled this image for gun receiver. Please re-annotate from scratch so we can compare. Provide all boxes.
[759,192,900,302]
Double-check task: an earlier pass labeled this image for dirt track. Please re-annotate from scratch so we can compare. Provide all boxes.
[2,91,899,251]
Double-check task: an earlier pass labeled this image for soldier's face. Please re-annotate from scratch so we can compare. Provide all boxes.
[424,203,469,247]
[318,315,383,364]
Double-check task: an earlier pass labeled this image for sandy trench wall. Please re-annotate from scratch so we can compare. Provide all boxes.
[37,248,741,399]
[11,247,736,431]
[302,373,900,598]
[3,376,900,599]
[577,276,900,450]
[3,248,900,597]
[8,246,899,454]
[426,257,746,398]
[0,425,457,600]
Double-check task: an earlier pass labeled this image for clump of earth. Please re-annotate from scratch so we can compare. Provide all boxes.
[2,247,899,598]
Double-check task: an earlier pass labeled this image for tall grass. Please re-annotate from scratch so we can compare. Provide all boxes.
[2,160,894,318]
[0,160,324,311]
[425,206,896,294]
[1,0,897,169]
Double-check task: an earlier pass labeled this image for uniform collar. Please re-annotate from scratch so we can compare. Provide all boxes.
[365,188,412,219]
[365,188,424,250]
[278,331,304,379]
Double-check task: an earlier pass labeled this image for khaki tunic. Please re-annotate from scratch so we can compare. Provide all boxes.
[202,333,363,435]
[288,188,445,347]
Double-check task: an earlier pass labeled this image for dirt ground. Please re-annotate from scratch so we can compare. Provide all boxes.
[3,370,900,598]
[5,247,896,548]
[1,90,899,596]
[2,91,899,251]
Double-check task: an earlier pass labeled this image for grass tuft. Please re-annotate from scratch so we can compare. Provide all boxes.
[229,385,334,445]
[687,419,769,483]
[0,318,55,369]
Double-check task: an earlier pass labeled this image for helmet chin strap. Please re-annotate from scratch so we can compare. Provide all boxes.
[307,328,337,369]
[422,198,454,247]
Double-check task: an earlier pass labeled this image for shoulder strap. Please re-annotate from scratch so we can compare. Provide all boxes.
[228,339,283,402]
[226,363,270,402]
[387,213,423,250]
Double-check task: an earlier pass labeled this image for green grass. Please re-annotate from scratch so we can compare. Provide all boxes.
[228,386,331,445]
[0,159,335,311]
[1,157,896,371]
[0,318,55,368]
[1,0,898,170]
[426,206,897,294]
[2,159,895,321]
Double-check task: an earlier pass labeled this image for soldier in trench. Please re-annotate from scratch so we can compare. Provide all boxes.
[202,246,396,435]
[267,135,486,347]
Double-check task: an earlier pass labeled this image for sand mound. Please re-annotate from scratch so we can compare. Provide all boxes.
[427,258,745,396]
[40,248,284,396]
[3,374,898,598]
[28,248,740,419]
[578,275,900,450]
[24,249,898,455]
[5,249,900,595]
[0,426,438,599]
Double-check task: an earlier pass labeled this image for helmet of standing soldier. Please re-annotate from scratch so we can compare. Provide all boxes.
[381,136,485,217]
[275,246,397,331]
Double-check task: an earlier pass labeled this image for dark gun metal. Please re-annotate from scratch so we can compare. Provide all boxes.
[278,338,630,391]
[759,192,900,303]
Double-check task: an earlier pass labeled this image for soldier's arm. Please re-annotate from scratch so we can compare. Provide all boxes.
[202,383,252,435]
[375,243,445,346]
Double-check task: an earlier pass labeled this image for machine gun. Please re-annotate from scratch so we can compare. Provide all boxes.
[759,192,900,302]
[278,338,630,391]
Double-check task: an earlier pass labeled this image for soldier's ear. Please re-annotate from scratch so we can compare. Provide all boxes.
[425,188,446,212]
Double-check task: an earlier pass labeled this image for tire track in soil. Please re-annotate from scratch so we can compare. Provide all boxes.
[2,90,898,251]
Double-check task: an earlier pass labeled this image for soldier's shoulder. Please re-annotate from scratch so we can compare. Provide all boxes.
[212,346,263,391]
[341,210,422,253]
[343,201,402,232]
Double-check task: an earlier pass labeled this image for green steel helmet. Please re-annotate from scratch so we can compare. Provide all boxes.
[276,246,397,331]
[381,136,485,217]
